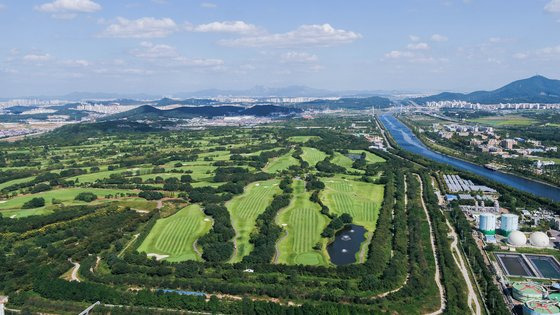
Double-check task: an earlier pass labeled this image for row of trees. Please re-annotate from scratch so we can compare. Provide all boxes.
[243,177,293,264]
[198,204,235,262]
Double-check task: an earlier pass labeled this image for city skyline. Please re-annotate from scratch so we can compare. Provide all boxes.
[1,0,560,97]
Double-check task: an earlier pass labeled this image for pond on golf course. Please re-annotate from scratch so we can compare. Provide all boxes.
[327,224,366,266]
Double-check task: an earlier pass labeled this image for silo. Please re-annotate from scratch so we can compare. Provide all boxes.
[479,213,496,235]
[501,214,519,236]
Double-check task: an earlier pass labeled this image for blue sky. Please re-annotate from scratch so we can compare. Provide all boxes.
[1,0,560,97]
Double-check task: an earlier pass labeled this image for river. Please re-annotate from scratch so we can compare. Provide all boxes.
[378,115,560,202]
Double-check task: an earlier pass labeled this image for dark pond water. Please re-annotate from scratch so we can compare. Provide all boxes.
[379,115,560,202]
[327,224,366,266]
[527,255,560,279]
[496,253,535,277]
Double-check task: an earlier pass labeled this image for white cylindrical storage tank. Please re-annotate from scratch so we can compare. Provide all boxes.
[508,231,527,246]
[501,214,519,236]
[530,232,550,247]
[479,213,496,235]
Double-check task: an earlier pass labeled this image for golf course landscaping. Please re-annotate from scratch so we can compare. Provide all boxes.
[227,179,281,263]
[274,179,329,266]
[137,204,213,262]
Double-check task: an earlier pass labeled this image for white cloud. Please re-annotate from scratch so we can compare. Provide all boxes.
[23,54,52,62]
[407,42,430,50]
[131,41,178,58]
[219,24,361,47]
[545,0,560,13]
[281,52,318,63]
[187,21,259,34]
[384,50,414,59]
[0,4,5,11]
[536,45,560,56]
[200,2,217,8]
[61,59,90,67]
[100,17,178,38]
[35,0,101,13]
[409,35,420,42]
[130,42,223,68]
[431,34,448,42]
[513,52,528,60]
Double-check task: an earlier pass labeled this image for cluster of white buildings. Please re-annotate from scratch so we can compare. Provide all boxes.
[426,100,560,110]
[0,127,41,139]
[434,123,494,140]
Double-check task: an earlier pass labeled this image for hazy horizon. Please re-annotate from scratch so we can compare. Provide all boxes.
[1,0,560,97]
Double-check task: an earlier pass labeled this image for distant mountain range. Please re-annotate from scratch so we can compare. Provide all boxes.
[413,75,560,104]
[104,104,302,121]
[297,96,394,110]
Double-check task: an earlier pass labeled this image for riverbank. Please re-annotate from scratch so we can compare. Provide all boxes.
[399,115,560,190]
[378,114,560,202]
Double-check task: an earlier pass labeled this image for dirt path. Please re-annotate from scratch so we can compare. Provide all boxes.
[445,218,482,315]
[118,233,139,258]
[430,176,481,314]
[90,255,102,273]
[68,258,81,282]
[415,174,445,315]
[193,239,203,260]
[273,229,288,264]
[358,231,373,263]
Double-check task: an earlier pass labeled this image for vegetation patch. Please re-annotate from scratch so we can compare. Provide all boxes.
[226,179,280,263]
[275,180,329,266]
[137,204,212,262]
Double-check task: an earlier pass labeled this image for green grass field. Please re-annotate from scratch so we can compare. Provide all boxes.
[0,176,36,191]
[227,179,280,263]
[275,180,329,266]
[331,152,361,173]
[264,151,299,173]
[469,115,538,126]
[320,176,383,231]
[301,147,327,167]
[137,204,212,262]
[288,136,321,143]
[0,187,134,218]
[348,150,385,163]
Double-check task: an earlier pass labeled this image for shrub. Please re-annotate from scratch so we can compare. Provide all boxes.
[22,197,45,209]
[74,192,98,202]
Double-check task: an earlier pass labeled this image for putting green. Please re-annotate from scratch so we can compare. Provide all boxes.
[320,176,383,231]
[275,180,329,266]
[137,204,212,262]
[348,150,385,163]
[331,152,357,171]
[227,179,281,263]
[301,147,327,167]
[264,150,299,173]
